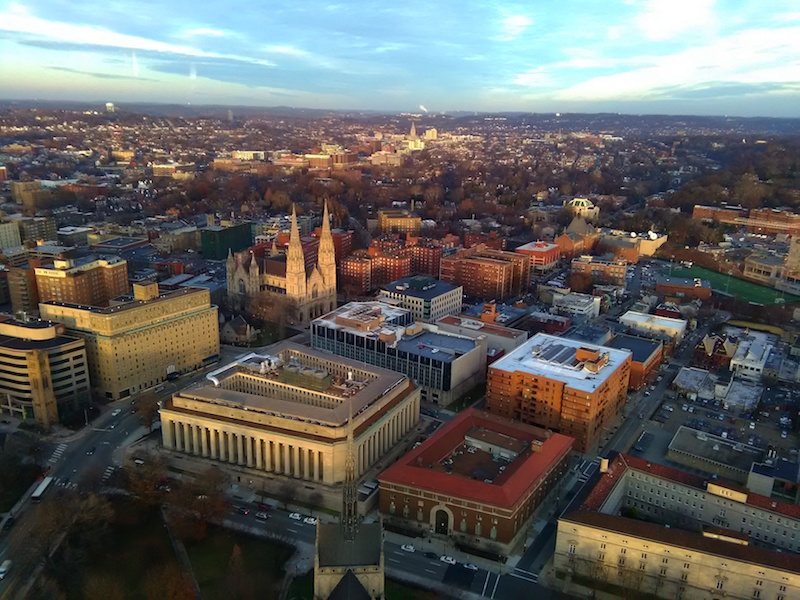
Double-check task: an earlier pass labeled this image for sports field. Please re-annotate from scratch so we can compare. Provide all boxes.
[667,267,800,305]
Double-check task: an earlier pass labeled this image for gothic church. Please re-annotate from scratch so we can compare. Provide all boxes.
[227,203,336,327]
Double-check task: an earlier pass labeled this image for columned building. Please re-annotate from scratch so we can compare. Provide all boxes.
[159,343,420,485]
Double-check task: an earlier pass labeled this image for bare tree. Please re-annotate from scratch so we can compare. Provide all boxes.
[136,391,161,432]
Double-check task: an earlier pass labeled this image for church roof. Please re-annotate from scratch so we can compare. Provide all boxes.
[317,522,382,568]
[327,570,372,600]
[567,216,597,236]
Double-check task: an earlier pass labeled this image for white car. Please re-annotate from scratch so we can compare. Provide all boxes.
[303,516,317,525]
[440,555,457,565]
[288,512,302,521]
[463,563,478,571]
[111,409,121,416]
[400,544,416,553]
[255,511,269,521]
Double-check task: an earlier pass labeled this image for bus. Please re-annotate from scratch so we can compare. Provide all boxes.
[31,476,54,503]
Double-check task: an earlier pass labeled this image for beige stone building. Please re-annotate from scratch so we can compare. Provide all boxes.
[0,317,90,430]
[159,342,420,485]
[39,283,219,400]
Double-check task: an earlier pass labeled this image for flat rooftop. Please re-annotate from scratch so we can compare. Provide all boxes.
[490,333,632,393]
[174,341,409,428]
[436,315,527,340]
[380,408,573,507]
[672,367,710,392]
[382,276,460,300]
[668,425,764,474]
[619,311,687,330]
[606,334,662,363]
[93,236,147,248]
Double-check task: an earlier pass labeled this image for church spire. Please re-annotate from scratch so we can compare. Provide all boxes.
[341,399,360,541]
[286,204,307,299]
[410,121,417,139]
[318,201,336,287]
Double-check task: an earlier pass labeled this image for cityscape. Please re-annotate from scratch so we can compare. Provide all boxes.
[0,84,799,600]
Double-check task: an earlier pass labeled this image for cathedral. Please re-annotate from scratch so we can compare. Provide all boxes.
[227,203,337,327]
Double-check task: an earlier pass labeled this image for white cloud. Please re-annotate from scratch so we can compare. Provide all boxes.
[183,27,226,38]
[635,0,716,41]
[513,67,551,87]
[556,26,800,100]
[498,14,532,41]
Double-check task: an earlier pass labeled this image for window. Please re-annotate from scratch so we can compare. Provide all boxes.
[717,581,724,590]
[756,580,762,587]
[681,573,688,581]
[620,548,626,555]
[568,544,576,554]
[600,543,606,549]
[752,591,760,599]
[660,567,668,576]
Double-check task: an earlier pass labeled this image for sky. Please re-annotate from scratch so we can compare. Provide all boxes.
[0,1,799,117]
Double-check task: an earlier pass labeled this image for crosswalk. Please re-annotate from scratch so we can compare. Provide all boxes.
[53,477,77,490]
[577,458,599,484]
[48,443,67,464]
[511,567,538,583]
[101,466,115,483]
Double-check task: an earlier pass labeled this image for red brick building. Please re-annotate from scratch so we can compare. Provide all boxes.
[379,408,573,551]
[655,276,712,301]
[464,231,505,251]
[339,252,372,295]
[440,245,530,300]
[570,256,627,286]
[313,227,352,265]
[606,334,663,390]
[515,241,561,275]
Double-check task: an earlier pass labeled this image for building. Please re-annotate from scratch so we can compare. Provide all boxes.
[692,333,739,371]
[606,334,663,390]
[440,246,531,301]
[486,334,632,452]
[564,197,599,220]
[655,275,712,301]
[91,237,149,254]
[35,256,129,306]
[552,292,601,318]
[378,209,420,236]
[40,283,219,401]
[0,317,90,430]
[619,311,687,344]
[312,227,353,265]
[379,408,573,552]
[379,276,463,323]
[571,256,627,286]
[0,221,21,251]
[694,204,800,235]
[7,264,39,316]
[464,231,505,251]
[56,226,92,248]
[743,253,784,286]
[554,453,800,600]
[666,425,765,484]
[311,302,487,406]
[160,343,420,486]
[3,214,58,243]
[730,335,773,382]
[747,458,800,505]
[784,235,800,282]
[339,252,372,295]
[436,315,528,359]
[555,218,599,260]
[201,222,251,260]
[515,241,561,275]
[227,205,336,326]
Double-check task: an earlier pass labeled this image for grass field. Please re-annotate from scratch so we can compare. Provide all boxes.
[667,267,800,305]
[184,525,293,600]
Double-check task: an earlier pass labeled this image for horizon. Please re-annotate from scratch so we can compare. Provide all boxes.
[1,1,799,119]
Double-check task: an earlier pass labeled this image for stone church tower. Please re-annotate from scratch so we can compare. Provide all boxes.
[227,203,337,327]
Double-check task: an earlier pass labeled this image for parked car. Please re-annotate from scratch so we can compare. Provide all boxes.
[111,409,121,416]
[289,512,302,520]
[401,544,416,553]
[424,552,438,559]
[463,563,479,571]
[440,556,457,565]
[255,511,269,521]
[303,517,317,525]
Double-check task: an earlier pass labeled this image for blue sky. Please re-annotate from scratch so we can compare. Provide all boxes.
[1,1,799,117]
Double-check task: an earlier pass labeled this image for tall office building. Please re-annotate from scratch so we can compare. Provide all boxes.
[40,283,219,401]
[486,333,631,452]
[0,317,90,430]
[379,276,463,323]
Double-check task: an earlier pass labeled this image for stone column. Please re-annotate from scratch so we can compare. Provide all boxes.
[255,438,263,470]
[292,446,300,478]
[210,430,218,459]
[229,433,237,463]
[162,419,174,449]
[237,434,245,465]
[265,440,272,471]
[201,427,209,457]
[182,422,191,453]
[308,449,316,481]
[219,431,227,461]
[192,425,200,455]
[283,444,290,475]
[246,435,254,467]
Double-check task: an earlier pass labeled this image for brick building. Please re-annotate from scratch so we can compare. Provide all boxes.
[440,245,530,301]
[486,334,631,452]
[379,408,573,552]
[571,256,627,286]
[655,276,712,301]
[606,334,663,390]
[515,241,561,275]
[35,256,129,306]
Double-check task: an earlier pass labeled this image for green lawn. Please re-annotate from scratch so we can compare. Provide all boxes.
[183,525,293,600]
[667,267,800,305]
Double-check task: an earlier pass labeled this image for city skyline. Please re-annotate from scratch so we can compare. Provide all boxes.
[1,1,799,118]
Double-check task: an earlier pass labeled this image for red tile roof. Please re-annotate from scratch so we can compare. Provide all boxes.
[378,408,574,508]
[581,454,800,521]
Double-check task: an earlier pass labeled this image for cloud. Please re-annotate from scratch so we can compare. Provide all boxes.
[183,27,226,38]
[634,0,716,41]
[47,66,157,82]
[513,67,551,87]
[498,14,532,41]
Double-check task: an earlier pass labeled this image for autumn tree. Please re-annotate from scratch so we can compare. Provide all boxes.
[136,391,161,432]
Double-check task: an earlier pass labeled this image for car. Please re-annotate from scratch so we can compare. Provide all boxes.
[781,430,788,439]
[255,511,269,521]
[111,409,121,416]
[424,552,438,559]
[289,512,302,521]
[1,516,15,532]
[644,391,651,397]
[750,422,756,430]
[236,506,250,515]
[463,563,479,571]
[303,517,317,525]
[109,422,117,429]
[257,502,270,511]
[86,446,95,455]
[401,544,416,553]
[440,555,457,565]
[0,559,11,580]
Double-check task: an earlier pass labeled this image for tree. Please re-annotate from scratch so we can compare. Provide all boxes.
[83,573,125,600]
[568,272,593,294]
[144,565,195,600]
[277,479,299,509]
[136,391,161,432]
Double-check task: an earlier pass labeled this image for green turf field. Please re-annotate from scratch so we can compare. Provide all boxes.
[667,267,800,305]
